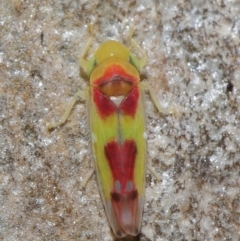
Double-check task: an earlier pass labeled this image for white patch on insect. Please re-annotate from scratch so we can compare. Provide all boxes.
[110,96,124,107]
[126,180,133,191]
[143,132,147,139]
[91,133,97,143]
[115,180,121,191]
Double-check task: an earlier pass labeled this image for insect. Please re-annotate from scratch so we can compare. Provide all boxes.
[48,26,168,238]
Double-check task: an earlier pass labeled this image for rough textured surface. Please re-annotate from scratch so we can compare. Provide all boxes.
[0,0,240,240]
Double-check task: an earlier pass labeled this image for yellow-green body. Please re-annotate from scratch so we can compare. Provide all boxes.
[85,40,147,237]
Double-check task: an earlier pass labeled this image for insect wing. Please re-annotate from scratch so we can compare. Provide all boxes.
[88,85,146,237]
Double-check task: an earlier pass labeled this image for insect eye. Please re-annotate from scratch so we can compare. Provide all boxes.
[87,57,98,76]
[129,54,140,71]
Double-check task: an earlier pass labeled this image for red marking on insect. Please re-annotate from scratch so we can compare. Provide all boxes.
[93,89,116,118]
[105,139,139,232]
[93,85,140,119]
[93,64,138,86]
[104,139,137,191]
[120,86,139,117]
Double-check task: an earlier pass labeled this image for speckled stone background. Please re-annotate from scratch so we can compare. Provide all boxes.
[0,0,240,240]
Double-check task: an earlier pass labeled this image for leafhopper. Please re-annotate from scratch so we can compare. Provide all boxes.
[48,27,169,238]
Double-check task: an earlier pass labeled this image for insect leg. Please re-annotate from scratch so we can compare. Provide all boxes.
[81,168,95,188]
[147,164,161,181]
[47,89,87,130]
[127,27,147,70]
[79,24,94,72]
[141,82,175,114]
